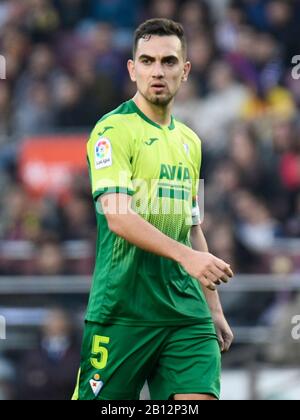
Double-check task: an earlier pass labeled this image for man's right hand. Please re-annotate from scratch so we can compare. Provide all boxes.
[179,250,234,291]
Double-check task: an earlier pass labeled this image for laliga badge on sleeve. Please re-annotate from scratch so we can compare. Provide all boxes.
[95,137,112,169]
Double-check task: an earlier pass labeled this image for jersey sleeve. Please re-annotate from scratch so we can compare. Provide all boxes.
[87,119,134,201]
[191,138,202,226]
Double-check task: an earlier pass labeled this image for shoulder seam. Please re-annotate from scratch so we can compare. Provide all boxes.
[97,100,136,124]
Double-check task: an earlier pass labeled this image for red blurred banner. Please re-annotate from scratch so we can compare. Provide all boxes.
[19,135,88,198]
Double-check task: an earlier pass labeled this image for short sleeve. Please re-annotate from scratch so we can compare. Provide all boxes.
[87,119,134,201]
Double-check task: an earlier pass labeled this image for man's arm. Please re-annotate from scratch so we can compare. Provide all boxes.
[190,224,234,352]
[99,193,233,291]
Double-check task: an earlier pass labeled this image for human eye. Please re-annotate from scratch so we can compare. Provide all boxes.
[141,57,151,65]
[165,58,177,66]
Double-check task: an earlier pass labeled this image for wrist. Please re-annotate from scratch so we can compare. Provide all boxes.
[211,309,225,320]
[173,243,194,266]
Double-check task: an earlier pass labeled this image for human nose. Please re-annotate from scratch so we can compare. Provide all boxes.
[152,62,165,78]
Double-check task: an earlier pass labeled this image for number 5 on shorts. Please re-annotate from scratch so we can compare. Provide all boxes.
[90,335,110,370]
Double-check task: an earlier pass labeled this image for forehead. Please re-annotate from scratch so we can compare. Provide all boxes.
[136,35,183,59]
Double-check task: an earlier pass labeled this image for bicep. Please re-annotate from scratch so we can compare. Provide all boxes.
[98,193,133,219]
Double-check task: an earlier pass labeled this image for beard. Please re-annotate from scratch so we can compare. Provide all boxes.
[142,89,174,107]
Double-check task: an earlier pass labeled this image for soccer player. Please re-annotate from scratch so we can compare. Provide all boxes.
[73,18,234,401]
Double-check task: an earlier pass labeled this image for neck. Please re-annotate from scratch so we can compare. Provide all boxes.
[133,92,173,127]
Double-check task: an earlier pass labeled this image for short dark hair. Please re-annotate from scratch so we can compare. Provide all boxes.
[133,18,187,60]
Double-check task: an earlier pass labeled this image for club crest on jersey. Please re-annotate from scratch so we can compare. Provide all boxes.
[95,137,112,169]
[90,374,104,397]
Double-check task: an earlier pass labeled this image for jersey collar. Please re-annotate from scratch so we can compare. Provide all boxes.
[129,100,175,131]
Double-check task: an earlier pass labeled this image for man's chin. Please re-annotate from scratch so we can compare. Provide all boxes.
[149,94,173,106]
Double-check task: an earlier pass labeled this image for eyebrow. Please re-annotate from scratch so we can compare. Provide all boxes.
[138,54,179,62]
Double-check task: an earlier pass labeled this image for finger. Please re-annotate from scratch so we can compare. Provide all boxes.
[209,266,229,284]
[207,284,217,292]
[215,260,234,278]
[204,272,217,283]
[224,334,234,352]
[200,276,217,292]
[204,274,220,288]
[223,339,232,353]
[224,265,234,278]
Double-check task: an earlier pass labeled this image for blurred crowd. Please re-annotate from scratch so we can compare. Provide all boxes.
[1,0,300,400]
[0,308,80,400]
[0,0,300,276]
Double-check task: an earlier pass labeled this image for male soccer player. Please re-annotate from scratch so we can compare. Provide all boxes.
[73,18,234,401]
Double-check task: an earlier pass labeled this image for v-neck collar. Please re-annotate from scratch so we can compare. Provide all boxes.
[129,100,175,131]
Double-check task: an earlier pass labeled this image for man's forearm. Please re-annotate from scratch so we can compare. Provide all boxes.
[100,194,192,265]
[100,194,232,292]
[190,225,224,315]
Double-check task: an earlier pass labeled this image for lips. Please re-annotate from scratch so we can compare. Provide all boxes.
[151,83,166,88]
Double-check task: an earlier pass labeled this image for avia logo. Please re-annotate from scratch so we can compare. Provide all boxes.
[98,126,114,137]
[160,163,191,183]
[145,138,159,146]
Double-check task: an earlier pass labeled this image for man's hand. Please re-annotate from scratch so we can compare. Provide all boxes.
[212,313,234,353]
[179,249,234,291]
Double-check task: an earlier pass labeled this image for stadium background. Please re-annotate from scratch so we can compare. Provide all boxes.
[0,0,300,400]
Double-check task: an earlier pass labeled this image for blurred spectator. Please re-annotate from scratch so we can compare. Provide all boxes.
[13,81,55,136]
[285,193,300,238]
[0,357,16,400]
[229,123,270,196]
[279,150,300,193]
[180,0,213,37]
[54,0,90,30]
[19,309,80,400]
[266,0,300,66]
[91,23,127,88]
[180,61,248,151]
[14,44,62,106]
[188,33,216,96]
[58,193,95,241]
[89,0,143,29]
[216,2,245,53]
[24,0,60,43]
[55,75,96,128]
[148,0,177,20]
[0,185,41,241]
[33,239,66,276]
[232,190,280,252]
[0,83,12,143]
[0,27,31,83]
[70,50,118,116]
[208,220,238,272]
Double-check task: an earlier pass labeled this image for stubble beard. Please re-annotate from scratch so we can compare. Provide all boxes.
[143,89,174,107]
